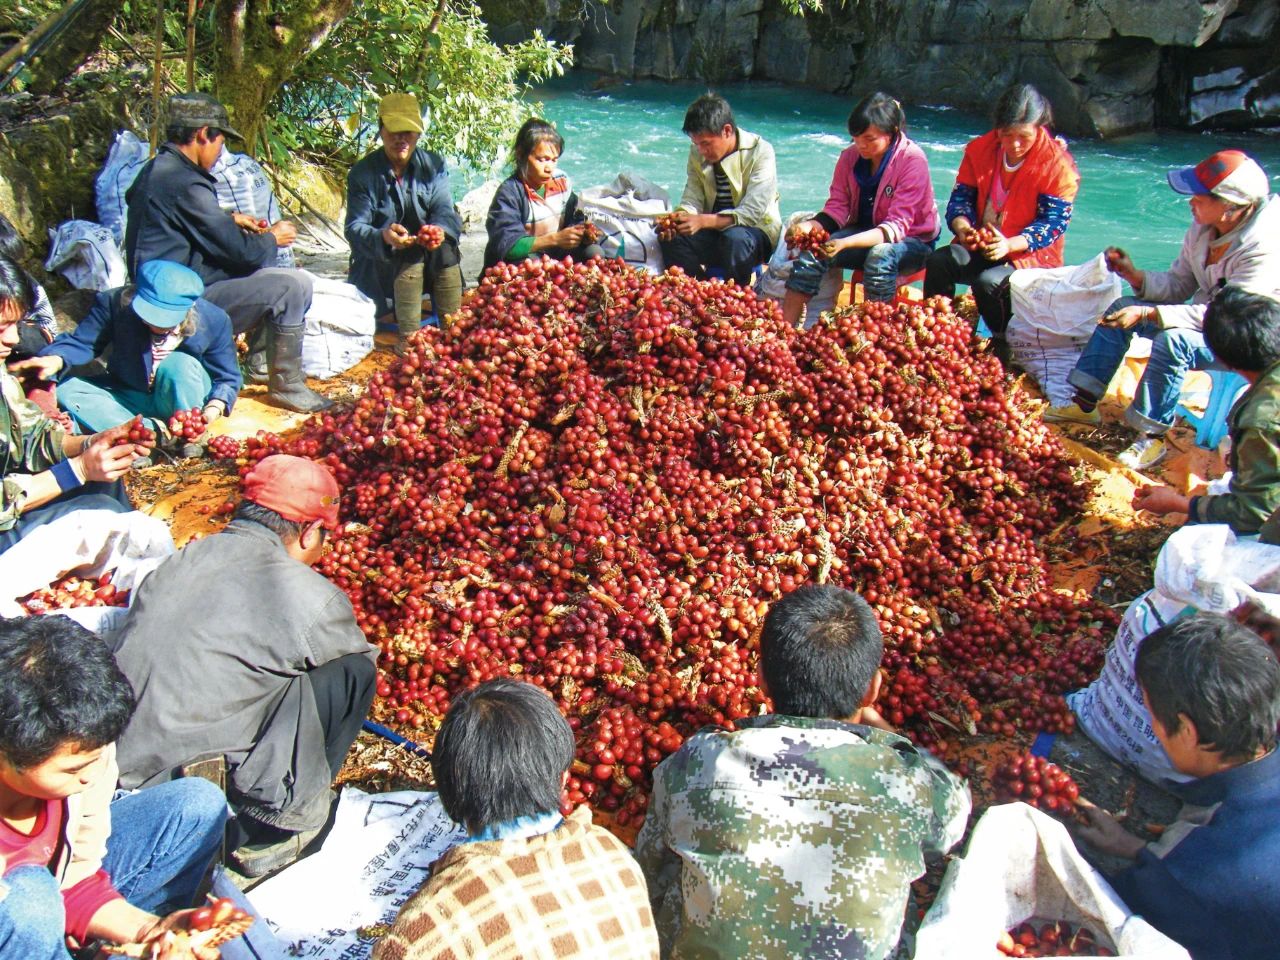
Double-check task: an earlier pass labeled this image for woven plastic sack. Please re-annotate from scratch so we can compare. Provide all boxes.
[210,147,295,268]
[95,129,149,244]
[44,220,127,291]
[302,273,375,378]
[915,803,1190,960]
[579,173,671,274]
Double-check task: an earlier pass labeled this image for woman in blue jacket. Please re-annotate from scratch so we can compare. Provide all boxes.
[13,260,241,436]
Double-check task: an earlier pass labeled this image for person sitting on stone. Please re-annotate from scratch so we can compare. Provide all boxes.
[482,118,607,274]
[0,213,57,361]
[1,256,146,554]
[659,93,781,286]
[783,91,939,326]
[1130,285,1280,534]
[0,614,226,959]
[1073,612,1280,960]
[10,260,239,454]
[635,584,970,959]
[924,83,1079,350]
[346,92,464,356]
[374,678,659,960]
[1047,149,1279,471]
[124,92,330,413]
[109,454,375,878]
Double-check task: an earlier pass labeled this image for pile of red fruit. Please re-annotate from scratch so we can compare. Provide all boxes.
[168,407,208,442]
[20,572,128,613]
[117,415,156,447]
[991,751,1082,817]
[290,256,1113,822]
[655,213,680,240]
[999,920,1111,957]
[207,434,244,460]
[417,224,445,249]
[786,224,831,257]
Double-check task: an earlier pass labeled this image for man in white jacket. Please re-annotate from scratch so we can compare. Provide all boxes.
[1046,150,1280,470]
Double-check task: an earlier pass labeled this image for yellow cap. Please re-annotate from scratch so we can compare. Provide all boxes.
[379,92,424,133]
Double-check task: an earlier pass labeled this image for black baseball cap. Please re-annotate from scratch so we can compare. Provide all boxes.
[167,93,244,141]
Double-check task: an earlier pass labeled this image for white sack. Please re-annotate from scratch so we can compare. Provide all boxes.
[914,803,1190,960]
[302,273,376,378]
[45,221,127,291]
[210,148,295,268]
[579,174,672,274]
[754,211,842,328]
[0,510,175,634]
[1068,525,1280,781]
[250,787,465,959]
[1009,254,1123,339]
[94,129,149,245]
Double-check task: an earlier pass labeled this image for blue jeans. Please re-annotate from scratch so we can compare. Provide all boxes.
[58,352,213,436]
[786,235,934,302]
[0,779,226,957]
[1067,296,1222,434]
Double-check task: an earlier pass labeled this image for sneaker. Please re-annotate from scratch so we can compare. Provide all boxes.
[1043,402,1101,426]
[1117,436,1167,471]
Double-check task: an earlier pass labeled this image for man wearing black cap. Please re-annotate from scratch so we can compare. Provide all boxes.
[124,92,331,413]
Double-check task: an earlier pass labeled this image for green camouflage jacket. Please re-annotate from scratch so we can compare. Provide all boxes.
[1189,360,1280,533]
[1,366,67,532]
[635,714,970,960]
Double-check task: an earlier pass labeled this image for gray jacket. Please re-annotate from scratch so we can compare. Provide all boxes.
[111,518,373,831]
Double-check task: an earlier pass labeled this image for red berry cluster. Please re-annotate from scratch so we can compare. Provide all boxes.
[188,897,249,933]
[118,415,156,447]
[581,221,602,244]
[999,920,1111,957]
[20,572,129,613]
[655,213,680,241]
[417,225,445,250]
[276,256,1113,822]
[786,225,831,257]
[964,224,1003,251]
[168,407,207,441]
[207,435,244,460]
[257,218,269,230]
[991,751,1081,816]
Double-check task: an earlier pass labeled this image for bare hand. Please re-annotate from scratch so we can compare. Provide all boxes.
[672,211,701,237]
[952,219,976,249]
[201,403,224,424]
[381,223,415,251]
[1100,305,1150,330]
[822,236,853,258]
[232,213,267,234]
[76,425,146,482]
[268,221,297,247]
[556,224,587,248]
[787,220,820,242]
[979,231,1012,263]
[137,910,220,960]
[1132,484,1190,515]
[8,355,63,381]
[1104,245,1138,280]
[1071,797,1145,859]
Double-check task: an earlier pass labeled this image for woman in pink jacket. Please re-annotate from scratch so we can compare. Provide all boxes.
[783,92,939,327]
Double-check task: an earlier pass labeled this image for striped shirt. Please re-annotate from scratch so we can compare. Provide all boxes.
[711,163,734,213]
[149,331,182,386]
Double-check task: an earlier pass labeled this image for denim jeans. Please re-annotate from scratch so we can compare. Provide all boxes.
[659,225,772,285]
[0,780,224,956]
[58,352,213,436]
[786,234,934,302]
[1067,296,1222,434]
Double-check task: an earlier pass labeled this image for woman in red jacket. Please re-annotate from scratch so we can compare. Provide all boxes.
[924,84,1080,344]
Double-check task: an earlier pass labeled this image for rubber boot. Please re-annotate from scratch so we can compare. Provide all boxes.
[392,261,425,357]
[243,323,270,385]
[268,326,332,413]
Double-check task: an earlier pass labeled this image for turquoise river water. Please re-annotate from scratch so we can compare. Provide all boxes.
[523,75,1280,271]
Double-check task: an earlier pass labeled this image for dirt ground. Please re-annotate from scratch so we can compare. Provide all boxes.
[114,288,1224,862]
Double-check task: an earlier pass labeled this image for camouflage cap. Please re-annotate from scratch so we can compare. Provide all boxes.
[167,92,244,141]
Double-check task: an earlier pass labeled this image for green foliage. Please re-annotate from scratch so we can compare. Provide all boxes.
[267,0,573,171]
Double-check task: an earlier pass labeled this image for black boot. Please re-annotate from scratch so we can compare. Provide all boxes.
[243,324,270,385]
[268,326,332,413]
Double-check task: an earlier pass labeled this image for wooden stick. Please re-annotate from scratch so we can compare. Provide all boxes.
[149,0,167,155]
[184,0,197,90]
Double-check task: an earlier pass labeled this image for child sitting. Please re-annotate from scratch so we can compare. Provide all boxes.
[1132,285,1280,533]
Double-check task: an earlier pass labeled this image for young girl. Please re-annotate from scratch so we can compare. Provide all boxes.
[483,119,606,271]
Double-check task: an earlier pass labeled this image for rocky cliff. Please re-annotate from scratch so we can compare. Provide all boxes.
[483,0,1280,138]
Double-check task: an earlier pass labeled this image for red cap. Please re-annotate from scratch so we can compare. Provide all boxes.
[242,455,340,528]
[1167,150,1270,205]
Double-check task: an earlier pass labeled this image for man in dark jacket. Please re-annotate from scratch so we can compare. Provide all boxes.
[345,92,463,355]
[111,455,376,877]
[124,92,330,413]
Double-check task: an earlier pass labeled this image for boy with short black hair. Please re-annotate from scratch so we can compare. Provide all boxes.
[1075,612,1280,960]
[660,93,781,285]
[1133,285,1280,533]
[637,584,970,960]
[0,615,226,958]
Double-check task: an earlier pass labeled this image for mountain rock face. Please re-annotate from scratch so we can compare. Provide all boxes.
[484,0,1280,138]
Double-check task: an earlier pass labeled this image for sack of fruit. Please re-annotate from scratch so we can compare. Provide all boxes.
[0,509,175,634]
[915,803,1189,959]
[578,173,671,274]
